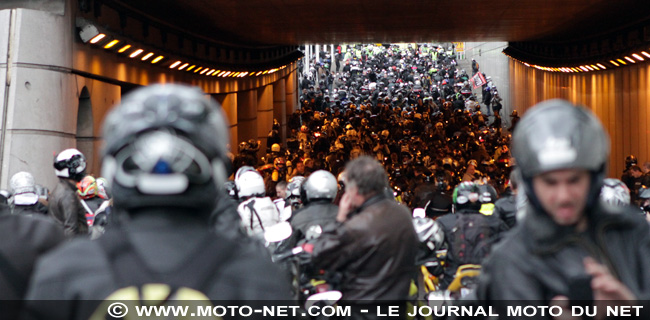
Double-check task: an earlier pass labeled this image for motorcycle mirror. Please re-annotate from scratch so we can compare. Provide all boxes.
[413,208,426,218]
[264,222,293,243]
[305,225,323,240]
[305,291,343,309]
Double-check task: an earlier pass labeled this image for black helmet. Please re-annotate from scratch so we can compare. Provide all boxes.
[477,181,498,204]
[53,148,87,182]
[101,84,230,211]
[625,155,638,170]
[453,181,481,211]
[512,99,609,215]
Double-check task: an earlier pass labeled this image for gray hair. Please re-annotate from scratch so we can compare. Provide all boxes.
[345,156,389,196]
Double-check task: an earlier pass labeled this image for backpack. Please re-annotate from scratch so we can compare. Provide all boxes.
[450,212,494,265]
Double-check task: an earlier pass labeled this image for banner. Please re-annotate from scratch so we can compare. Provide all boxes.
[471,72,487,89]
[453,42,465,52]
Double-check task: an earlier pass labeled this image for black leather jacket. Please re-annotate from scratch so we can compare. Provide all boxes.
[48,178,87,236]
[312,193,418,300]
[290,200,338,237]
[475,203,650,316]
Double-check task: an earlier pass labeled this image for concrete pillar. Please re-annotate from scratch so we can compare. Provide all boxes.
[0,7,80,189]
[315,45,320,63]
[331,44,335,71]
[215,93,238,154]
[285,70,298,136]
[273,80,287,145]
[237,90,258,152]
[257,85,273,158]
[304,44,310,76]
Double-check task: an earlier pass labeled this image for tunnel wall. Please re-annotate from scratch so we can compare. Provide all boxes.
[509,59,650,178]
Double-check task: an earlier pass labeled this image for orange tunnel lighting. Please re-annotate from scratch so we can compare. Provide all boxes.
[141,52,154,61]
[104,39,119,49]
[118,44,131,53]
[169,61,182,69]
[89,34,105,44]
[151,55,164,64]
[129,49,144,58]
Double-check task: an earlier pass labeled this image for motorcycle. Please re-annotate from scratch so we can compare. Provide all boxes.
[266,224,342,313]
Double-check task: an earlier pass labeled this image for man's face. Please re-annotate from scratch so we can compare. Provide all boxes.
[276,185,287,199]
[344,183,366,208]
[296,162,305,174]
[532,169,590,226]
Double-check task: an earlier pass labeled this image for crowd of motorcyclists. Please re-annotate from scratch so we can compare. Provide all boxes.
[1,43,650,320]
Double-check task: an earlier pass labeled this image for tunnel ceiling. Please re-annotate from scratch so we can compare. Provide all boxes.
[110,0,649,47]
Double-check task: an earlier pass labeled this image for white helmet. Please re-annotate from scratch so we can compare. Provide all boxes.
[53,148,86,181]
[10,171,38,205]
[235,170,265,198]
[600,178,630,206]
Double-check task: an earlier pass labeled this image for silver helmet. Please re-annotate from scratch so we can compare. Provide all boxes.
[303,170,337,203]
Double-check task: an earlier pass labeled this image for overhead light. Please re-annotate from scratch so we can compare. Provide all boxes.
[178,63,189,70]
[151,55,164,64]
[141,52,154,61]
[224,71,232,76]
[597,63,606,69]
[118,45,132,53]
[200,68,208,74]
[240,72,249,77]
[169,61,182,69]
[206,69,215,76]
[610,60,619,66]
[76,18,102,43]
[104,40,119,49]
[642,52,650,58]
[624,56,635,63]
[194,67,203,73]
[584,65,594,71]
[632,53,644,61]
[129,49,144,58]
[212,70,221,76]
[89,34,106,44]
[217,71,226,76]
[591,65,599,70]
[187,65,196,71]
[617,58,627,65]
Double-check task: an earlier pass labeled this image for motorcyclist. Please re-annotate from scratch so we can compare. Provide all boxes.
[24,84,291,319]
[600,178,632,208]
[10,171,48,216]
[48,148,88,236]
[423,172,453,218]
[76,175,104,226]
[0,180,64,309]
[475,99,650,315]
[282,176,305,221]
[437,181,507,290]
[290,170,339,239]
[235,169,282,239]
